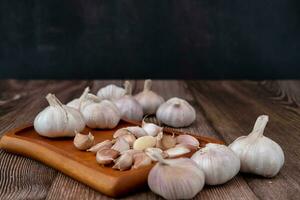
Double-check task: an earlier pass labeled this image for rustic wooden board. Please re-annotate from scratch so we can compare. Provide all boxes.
[0,120,223,198]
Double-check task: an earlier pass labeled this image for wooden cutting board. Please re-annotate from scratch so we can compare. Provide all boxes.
[0,120,224,197]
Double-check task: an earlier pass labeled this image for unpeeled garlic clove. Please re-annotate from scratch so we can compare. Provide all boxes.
[147,153,205,199]
[133,136,156,151]
[192,143,240,185]
[142,119,163,137]
[165,145,190,158]
[145,147,168,161]
[97,84,126,101]
[156,97,196,128]
[134,79,165,115]
[118,134,136,147]
[111,138,130,153]
[113,128,131,138]
[87,140,113,153]
[73,131,94,150]
[113,152,133,171]
[156,132,176,150]
[126,126,148,138]
[132,152,152,169]
[176,134,199,149]
[114,81,144,121]
[96,149,120,165]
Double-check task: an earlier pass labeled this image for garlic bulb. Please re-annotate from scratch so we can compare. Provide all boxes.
[114,81,143,121]
[134,79,164,115]
[142,119,163,137]
[96,149,120,165]
[67,87,90,109]
[87,140,113,153]
[148,153,205,199]
[191,143,240,185]
[73,131,94,150]
[97,84,126,100]
[229,115,284,177]
[81,100,121,129]
[34,94,85,138]
[156,97,196,127]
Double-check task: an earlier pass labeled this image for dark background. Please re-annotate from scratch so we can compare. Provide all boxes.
[0,0,299,79]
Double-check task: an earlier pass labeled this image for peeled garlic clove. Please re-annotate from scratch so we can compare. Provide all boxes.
[34,94,85,138]
[147,153,205,199]
[111,138,130,153]
[142,119,163,137]
[176,134,199,149]
[81,100,121,129]
[145,147,168,161]
[134,79,165,115]
[132,152,152,169]
[165,146,190,158]
[126,126,148,138]
[87,140,113,153]
[192,143,240,185]
[156,133,176,150]
[229,115,284,177]
[118,134,136,147]
[156,97,196,128]
[97,84,126,101]
[114,81,144,121]
[67,87,90,110]
[73,131,94,150]
[96,149,120,165]
[133,136,156,151]
[113,152,133,171]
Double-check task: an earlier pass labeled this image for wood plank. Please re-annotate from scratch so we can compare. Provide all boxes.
[0,80,89,200]
[187,80,300,200]
[45,80,257,199]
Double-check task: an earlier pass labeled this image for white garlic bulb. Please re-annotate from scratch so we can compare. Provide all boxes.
[142,119,163,137]
[191,143,240,185]
[229,115,284,177]
[81,100,121,129]
[114,81,143,121]
[73,131,94,150]
[156,97,196,127]
[134,79,165,115]
[34,94,85,138]
[148,153,205,199]
[97,84,126,100]
[66,87,90,109]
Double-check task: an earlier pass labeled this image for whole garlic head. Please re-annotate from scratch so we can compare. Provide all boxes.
[134,79,165,115]
[81,100,121,129]
[34,94,85,138]
[66,87,90,110]
[229,115,284,177]
[114,81,143,121]
[191,143,240,185]
[148,152,205,199]
[156,97,196,127]
[97,84,126,101]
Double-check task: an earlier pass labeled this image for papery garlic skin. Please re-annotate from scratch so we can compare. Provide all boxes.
[114,81,144,121]
[73,131,94,150]
[156,97,196,127]
[229,115,284,177]
[97,84,126,101]
[67,87,90,109]
[148,155,205,200]
[34,94,85,138]
[191,143,240,185]
[81,100,121,129]
[134,79,165,115]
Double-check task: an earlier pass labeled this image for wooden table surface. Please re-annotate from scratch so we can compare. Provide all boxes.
[0,80,299,200]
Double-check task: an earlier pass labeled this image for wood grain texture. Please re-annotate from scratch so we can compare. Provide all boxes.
[0,80,299,199]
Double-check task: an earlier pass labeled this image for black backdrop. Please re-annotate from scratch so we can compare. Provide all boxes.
[0,0,300,79]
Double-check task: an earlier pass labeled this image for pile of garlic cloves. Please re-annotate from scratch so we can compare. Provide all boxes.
[33,82,285,200]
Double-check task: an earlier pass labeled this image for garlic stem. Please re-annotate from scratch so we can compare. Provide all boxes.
[249,115,269,138]
[124,81,132,95]
[144,79,152,91]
